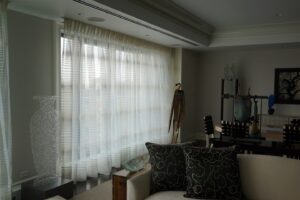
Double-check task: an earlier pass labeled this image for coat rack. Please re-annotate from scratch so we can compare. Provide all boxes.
[220,79,268,132]
[220,79,239,120]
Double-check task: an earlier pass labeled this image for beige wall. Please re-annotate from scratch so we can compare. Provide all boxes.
[8,10,55,183]
[181,49,200,141]
[184,46,300,138]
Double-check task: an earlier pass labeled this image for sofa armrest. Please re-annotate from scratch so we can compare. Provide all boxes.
[127,168,151,200]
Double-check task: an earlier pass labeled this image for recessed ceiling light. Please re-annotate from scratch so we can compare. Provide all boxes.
[87,17,105,22]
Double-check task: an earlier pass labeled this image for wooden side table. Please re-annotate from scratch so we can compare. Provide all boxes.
[112,170,134,200]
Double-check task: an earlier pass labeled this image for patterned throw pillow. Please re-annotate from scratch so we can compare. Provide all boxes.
[183,147,243,200]
[145,141,202,193]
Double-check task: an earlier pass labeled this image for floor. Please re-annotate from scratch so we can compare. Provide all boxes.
[70,180,112,200]
[72,168,119,198]
[73,175,110,195]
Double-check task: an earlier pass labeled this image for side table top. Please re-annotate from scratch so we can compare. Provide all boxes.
[113,170,132,178]
[113,166,150,179]
[45,196,66,200]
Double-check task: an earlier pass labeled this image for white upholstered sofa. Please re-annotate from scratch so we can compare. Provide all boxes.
[127,154,300,200]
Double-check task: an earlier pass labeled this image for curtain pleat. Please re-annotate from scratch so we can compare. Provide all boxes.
[0,0,12,199]
[61,19,174,181]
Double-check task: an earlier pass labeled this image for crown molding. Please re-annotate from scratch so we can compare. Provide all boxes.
[214,22,300,38]
[211,22,300,48]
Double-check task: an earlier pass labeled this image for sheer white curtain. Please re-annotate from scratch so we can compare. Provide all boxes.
[0,0,11,199]
[60,19,174,181]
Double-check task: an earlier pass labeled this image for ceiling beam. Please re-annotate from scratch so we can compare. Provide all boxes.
[92,0,213,46]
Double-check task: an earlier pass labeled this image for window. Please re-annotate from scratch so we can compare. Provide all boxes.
[60,19,174,181]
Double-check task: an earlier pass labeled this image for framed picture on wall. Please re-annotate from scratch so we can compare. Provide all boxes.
[275,68,300,104]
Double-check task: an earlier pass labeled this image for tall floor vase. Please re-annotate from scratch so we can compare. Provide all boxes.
[30,96,59,182]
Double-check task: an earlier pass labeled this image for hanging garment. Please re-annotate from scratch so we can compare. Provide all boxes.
[169,85,185,143]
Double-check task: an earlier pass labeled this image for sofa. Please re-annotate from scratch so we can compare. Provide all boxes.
[127,154,300,200]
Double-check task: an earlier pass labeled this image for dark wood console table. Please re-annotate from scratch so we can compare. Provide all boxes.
[22,177,73,200]
[211,136,300,159]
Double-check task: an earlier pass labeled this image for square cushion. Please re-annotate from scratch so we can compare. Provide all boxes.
[183,147,243,200]
[145,141,201,193]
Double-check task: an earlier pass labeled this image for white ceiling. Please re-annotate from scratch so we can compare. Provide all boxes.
[8,0,300,49]
[172,0,300,30]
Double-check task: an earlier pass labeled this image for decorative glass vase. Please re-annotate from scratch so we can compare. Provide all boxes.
[30,96,59,180]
